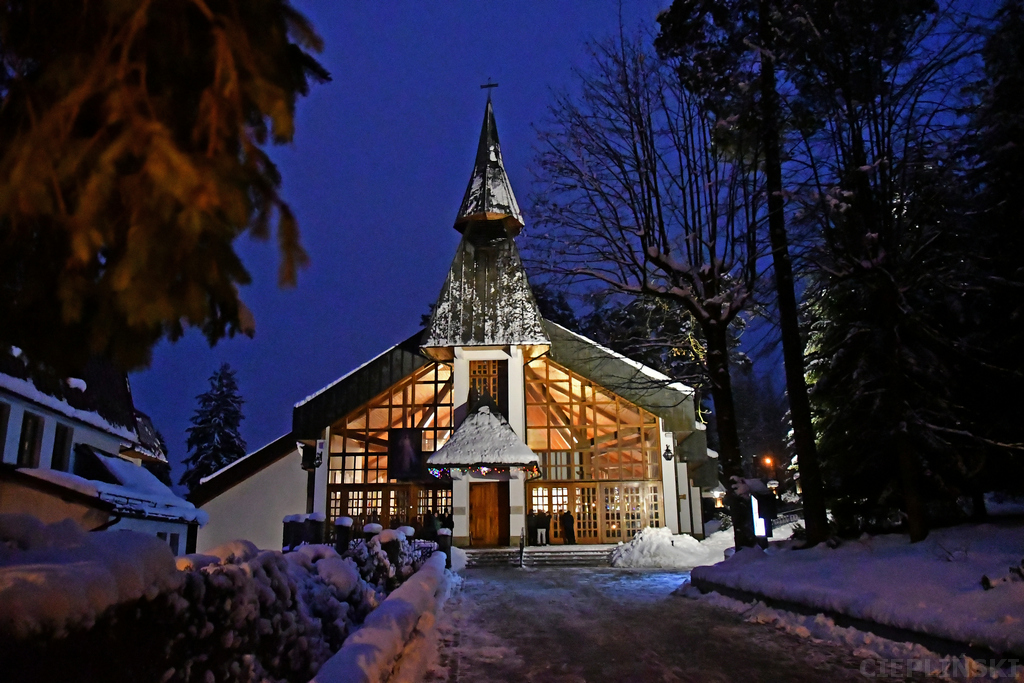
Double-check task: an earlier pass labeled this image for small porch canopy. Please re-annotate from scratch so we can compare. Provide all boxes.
[427,405,538,472]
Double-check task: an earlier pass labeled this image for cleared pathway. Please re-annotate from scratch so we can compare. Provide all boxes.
[426,567,919,683]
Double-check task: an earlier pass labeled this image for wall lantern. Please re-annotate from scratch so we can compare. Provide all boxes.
[299,440,324,471]
[663,445,674,461]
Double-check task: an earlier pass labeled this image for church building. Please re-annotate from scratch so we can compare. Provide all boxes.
[193,99,716,551]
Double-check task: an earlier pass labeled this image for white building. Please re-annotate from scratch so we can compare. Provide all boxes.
[0,352,205,555]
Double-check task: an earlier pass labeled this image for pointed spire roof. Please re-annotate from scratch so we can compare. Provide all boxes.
[422,96,549,358]
[454,99,524,236]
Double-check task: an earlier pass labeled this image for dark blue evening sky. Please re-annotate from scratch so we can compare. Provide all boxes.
[130,1,667,484]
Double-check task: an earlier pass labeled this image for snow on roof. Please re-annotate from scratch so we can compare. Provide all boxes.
[454,99,523,231]
[427,405,538,467]
[0,373,137,442]
[545,320,695,397]
[199,433,296,485]
[24,455,208,526]
[294,343,402,409]
[423,234,549,348]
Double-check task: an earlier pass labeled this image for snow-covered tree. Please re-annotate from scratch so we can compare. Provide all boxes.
[529,30,766,548]
[180,363,247,494]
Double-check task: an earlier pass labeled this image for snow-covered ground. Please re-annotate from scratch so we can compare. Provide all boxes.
[429,567,884,682]
[677,586,1024,680]
[690,522,1024,657]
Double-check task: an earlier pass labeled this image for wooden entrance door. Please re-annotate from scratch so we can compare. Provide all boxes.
[469,482,510,547]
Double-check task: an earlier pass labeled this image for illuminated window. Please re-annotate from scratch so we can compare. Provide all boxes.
[525,358,660,482]
[469,360,500,398]
[328,363,453,484]
[347,490,364,516]
[417,488,452,515]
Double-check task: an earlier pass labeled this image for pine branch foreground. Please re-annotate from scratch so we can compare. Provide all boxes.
[0,1,330,376]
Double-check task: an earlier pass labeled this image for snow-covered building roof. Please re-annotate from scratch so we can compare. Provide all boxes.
[292,331,431,441]
[542,320,697,433]
[454,98,523,236]
[24,447,207,525]
[0,348,166,463]
[427,405,538,468]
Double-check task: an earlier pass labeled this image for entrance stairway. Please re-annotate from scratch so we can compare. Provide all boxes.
[464,544,613,568]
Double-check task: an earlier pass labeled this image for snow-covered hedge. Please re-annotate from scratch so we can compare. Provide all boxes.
[312,552,456,683]
[0,516,438,683]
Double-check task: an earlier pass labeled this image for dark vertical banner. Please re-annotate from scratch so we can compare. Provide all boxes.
[388,428,424,480]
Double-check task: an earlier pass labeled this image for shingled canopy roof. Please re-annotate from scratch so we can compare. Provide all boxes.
[427,403,537,468]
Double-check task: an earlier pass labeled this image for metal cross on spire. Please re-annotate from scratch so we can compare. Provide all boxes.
[480,79,498,100]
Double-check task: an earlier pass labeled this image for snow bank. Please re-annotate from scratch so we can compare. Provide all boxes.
[451,546,468,573]
[0,525,437,682]
[312,552,456,683]
[0,514,181,637]
[610,526,737,569]
[690,523,1024,656]
[987,492,1024,517]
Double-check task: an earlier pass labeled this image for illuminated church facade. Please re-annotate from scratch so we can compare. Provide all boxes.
[194,100,716,550]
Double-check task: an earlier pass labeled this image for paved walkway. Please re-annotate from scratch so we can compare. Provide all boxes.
[426,567,898,683]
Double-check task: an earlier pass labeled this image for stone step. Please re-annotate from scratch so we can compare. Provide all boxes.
[465,545,614,568]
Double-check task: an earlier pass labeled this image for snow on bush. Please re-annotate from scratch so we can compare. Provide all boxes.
[0,514,182,638]
[341,533,437,593]
[0,515,444,683]
[610,526,736,569]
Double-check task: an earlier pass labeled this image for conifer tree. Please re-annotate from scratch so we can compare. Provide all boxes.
[180,363,247,494]
[0,1,329,377]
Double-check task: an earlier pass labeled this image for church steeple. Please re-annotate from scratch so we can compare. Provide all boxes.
[453,98,524,237]
[422,98,549,359]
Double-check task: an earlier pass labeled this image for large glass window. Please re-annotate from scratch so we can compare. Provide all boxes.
[525,358,661,482]
[328,363,453,484]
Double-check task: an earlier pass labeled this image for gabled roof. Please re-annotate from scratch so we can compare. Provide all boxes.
[427,404,537,468]
[542,319,697,433]
[189,432,299,506]
[292,330,431,440]
[454,99,523,236]
[0,349,163,460]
